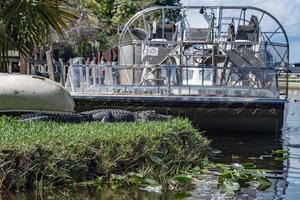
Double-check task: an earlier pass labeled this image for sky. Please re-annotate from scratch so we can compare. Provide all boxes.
[181,0,300,63]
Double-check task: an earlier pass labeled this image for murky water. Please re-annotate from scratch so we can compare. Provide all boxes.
[3,92,300,199]
[203,92,300,200]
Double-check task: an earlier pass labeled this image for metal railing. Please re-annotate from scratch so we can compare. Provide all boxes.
[65,64,281,98]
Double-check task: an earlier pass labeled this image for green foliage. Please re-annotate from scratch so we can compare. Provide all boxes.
[83,0,136,27]
[272,149,289,161]
[0,23,11,71]
[0,0,76,71]
[173,175,193,183]
[212,162,272,197]
[0,117,210,192]
[83,0,180,26]
[78,0,181,49]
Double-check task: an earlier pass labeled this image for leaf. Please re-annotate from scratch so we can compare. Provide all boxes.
[274,156,287,161]
[246,168,272,173]
[78,176,103,187]
[215,163,231,170]
[236,173,253,183]
[257,177,272,190]
[173,175,192,183]
[231,155,241,159]
[219,172,233,180]
[272,150,288,155]
[141,185,162,194]
[110,174,126,181]
[128,172,144,179]
[149,154,164,165]
[175,191,192,199]
[241,162,256,169]
[143,177,159,186]
[212,149,222,155]
[191,166,201,171]
[220,179,240,196]
[200,157,209,167]
[231,163,244,170]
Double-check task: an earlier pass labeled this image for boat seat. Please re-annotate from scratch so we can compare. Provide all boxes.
[186,28,211,41]
[236,15,259,41]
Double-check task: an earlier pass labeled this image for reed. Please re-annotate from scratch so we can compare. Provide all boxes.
[0,117,210,191]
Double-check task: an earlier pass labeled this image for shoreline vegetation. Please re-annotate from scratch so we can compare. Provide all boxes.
[0,117,211,192]
[0,117,272,197]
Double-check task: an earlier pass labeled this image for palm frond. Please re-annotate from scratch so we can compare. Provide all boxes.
[0,0,77,72]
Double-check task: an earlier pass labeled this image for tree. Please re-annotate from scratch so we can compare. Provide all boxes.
[0,0,76,72]
[32,0,181,62]
[78,0,181,48]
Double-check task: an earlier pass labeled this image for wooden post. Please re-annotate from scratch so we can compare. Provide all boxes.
[46,49,55,80]
[8,61,12,73]
[59,58,65,85]
[20,55,29,74]
[31,53,39,75]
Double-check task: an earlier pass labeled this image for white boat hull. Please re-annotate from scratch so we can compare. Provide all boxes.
[0,73,74,113]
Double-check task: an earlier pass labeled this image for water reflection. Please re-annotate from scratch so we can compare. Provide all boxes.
[281,100,300,199]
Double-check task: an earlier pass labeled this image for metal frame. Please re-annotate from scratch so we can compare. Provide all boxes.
[118,6,289,98]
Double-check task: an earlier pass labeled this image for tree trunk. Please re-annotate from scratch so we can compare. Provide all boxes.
[0,50,8,72]
[0,61,8,73]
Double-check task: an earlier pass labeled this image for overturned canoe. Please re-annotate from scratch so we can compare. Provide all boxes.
[0,73,75,113]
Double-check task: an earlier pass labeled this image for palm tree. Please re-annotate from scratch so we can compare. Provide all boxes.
[0,0,76,72]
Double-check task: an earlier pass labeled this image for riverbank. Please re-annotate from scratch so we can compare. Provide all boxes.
[0,117,211,191]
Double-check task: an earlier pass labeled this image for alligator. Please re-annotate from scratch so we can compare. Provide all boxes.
[20,109,173,123]
[19,112,93,123]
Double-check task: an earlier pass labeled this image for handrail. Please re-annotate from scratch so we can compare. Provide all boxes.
[66,64,281,98]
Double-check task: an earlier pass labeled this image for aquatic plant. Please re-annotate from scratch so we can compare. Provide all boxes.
[0,117,210,192]
[212,163,272,196]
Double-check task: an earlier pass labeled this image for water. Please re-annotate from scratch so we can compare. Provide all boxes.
[3,93,300,199]
[201,94,300,200]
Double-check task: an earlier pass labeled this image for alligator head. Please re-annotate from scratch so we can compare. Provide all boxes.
[136,110,173,122]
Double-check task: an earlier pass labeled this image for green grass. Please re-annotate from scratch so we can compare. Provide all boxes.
[0,117,210,191]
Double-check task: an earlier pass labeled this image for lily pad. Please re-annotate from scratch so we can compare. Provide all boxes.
[220,179,240,196]
[257,176,272,190]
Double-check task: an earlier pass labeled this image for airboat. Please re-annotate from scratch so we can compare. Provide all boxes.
[66,6,289,133]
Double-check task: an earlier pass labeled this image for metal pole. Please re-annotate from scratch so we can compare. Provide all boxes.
[79,59,84,92]
[211,12,217,85]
